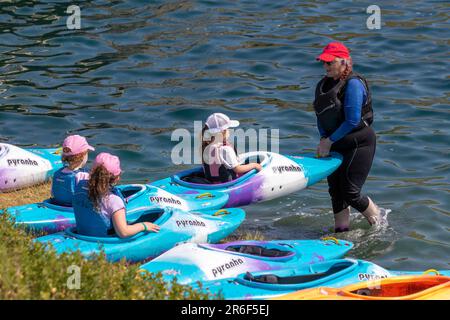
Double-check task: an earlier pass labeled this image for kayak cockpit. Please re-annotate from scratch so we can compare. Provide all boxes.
[115,184,147,202]
[237,260,357,289]
[129,208,167,224]
[64,208,170,243]
[244,261,352,285]
[225,244,293,258]
[172,152,270,189]
[42,199,74,211]
[201,241,297,262]
[349,277,450,298]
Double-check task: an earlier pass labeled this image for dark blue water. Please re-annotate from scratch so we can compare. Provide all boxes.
[1,0,449,270]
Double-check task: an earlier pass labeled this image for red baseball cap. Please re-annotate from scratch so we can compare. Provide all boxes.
[316,42,350,62]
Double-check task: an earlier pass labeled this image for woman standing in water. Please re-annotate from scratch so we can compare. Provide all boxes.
[313,42,381,232]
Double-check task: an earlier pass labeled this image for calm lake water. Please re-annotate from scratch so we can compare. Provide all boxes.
[0,0,449,270]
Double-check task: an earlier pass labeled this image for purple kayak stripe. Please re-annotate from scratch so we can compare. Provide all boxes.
[0,168,18,186]
[52,215,75,232]
[182,190,199,194]
[226,174,265,207]
[308,252,325,264]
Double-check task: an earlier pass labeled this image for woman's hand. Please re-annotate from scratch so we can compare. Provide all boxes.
[142,222,160,233]
[317,137,333,158]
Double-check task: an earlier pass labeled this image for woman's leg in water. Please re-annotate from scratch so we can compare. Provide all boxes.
[327,166,350,232]
[340,129,380,226]
[362,197,381,225]
[334,207,350,232]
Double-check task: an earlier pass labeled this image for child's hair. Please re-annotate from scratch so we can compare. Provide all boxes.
[200,124,232,164]
[88,165,119,211]
[200,124,211,166]
[201,124,235,166]
[62,150,88,169]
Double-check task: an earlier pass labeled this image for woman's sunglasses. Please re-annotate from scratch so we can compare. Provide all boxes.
[322,60,337,66]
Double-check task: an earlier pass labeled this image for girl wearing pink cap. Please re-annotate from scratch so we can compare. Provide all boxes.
[72,152,160,238]
[201,113,262,183]
[51,135,95,206]
[314,42,381,232]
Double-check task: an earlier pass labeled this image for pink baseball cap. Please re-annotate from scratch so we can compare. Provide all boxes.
[62,135,95,156]
[93,152,122,176]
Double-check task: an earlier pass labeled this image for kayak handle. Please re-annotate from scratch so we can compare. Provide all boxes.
[278,243,294,248]
[213,209,230,217]
[320,236,340,245]
[196,192,215,199]
[423,269,440,276]
[53,147,63,155]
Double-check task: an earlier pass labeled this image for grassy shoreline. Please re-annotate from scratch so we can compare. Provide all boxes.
[0,182,52,208]
[0,184,212,299]
[0,209,214,299]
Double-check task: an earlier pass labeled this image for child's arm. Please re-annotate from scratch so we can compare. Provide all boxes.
[233,162,262,175]
[222,145,262,175]
[112,209,160,238]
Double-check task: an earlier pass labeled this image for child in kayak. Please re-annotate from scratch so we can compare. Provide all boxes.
[51,135,95,206]
[201,113,262,183]
[73,152,160,238]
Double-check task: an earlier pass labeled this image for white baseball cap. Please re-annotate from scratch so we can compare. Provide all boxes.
[205,113,240,134]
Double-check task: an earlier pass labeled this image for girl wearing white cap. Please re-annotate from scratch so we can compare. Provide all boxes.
[201,113,262,183]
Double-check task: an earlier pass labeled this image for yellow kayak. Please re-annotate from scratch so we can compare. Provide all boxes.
[273,274,450,300]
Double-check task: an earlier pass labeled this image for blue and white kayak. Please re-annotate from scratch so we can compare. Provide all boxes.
[0,143,62,192]
[139,238,353,285]
[5,184,229,233]
[151,151,342,208]
[35,207,245,263]
[190,258,450,300]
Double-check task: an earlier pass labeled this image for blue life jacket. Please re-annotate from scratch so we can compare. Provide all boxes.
[51,167,87,206]
[72,179,125,237]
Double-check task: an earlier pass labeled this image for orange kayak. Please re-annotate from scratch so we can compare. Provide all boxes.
[274,275,450,300]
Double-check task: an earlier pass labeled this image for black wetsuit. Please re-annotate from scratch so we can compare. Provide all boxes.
[328,125,376,214]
